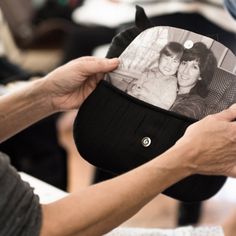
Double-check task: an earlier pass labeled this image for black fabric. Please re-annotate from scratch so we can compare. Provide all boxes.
[95,6,154,184]
[61,25,116,64]
[32,0,83,25]
[177,201,202,226]
[0,115,67,190]
[0,57,44,85]
[73,80,226,202]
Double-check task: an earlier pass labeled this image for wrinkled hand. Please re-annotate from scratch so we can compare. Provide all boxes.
[43,57,119,111]
[176,104,236,177]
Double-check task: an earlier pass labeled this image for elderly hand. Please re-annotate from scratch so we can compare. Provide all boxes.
[43,57,119,112]
[0,57,118,143]
[175,104,236,177]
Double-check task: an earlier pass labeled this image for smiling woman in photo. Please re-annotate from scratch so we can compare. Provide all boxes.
[170,42,217,119]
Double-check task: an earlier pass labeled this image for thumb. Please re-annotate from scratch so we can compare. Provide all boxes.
[214,104,236,122]
[228,166,236,178]
[75,57,119,76]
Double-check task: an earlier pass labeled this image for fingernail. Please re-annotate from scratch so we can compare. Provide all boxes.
[108,58,119,64]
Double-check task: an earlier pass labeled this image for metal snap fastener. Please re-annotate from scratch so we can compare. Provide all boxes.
[141,137,151,147]
[184,40,193,49]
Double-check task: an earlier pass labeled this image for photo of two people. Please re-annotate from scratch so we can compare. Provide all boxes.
[106,26,236,120]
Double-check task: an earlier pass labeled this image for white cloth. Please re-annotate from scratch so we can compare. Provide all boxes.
[105,226,224,236]
[212,177,236,203]
[72,0,135,27]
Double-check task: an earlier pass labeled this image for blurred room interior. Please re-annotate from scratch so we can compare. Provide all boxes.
[0,0,236,234]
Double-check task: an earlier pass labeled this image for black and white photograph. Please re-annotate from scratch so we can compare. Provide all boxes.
[106,26,236,120]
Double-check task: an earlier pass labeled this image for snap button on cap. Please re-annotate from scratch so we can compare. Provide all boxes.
[184,40,193,49]
[141,137,151,147]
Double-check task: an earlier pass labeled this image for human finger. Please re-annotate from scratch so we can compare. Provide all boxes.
[75,57,119,76]
[213,104,236,122]
[228,166,236,178]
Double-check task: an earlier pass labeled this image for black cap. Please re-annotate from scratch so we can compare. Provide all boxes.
[73,6,232,202]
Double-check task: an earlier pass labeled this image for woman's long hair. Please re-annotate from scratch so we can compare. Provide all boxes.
[180,42,217,97]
